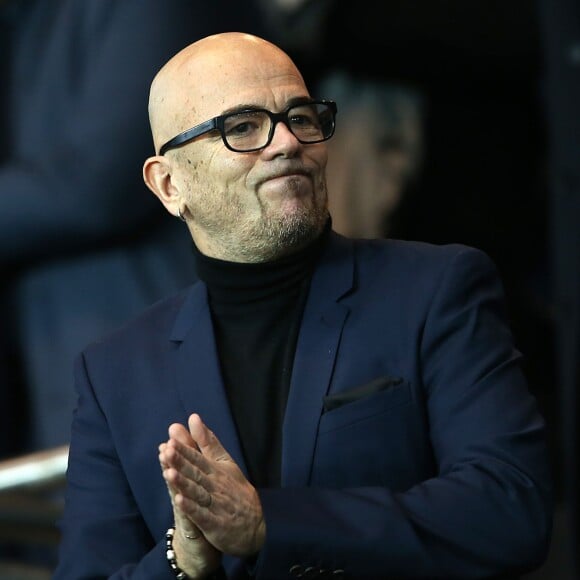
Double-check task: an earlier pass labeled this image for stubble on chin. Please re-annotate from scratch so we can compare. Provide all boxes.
[195,178,329,263]
[228,204,328,262]
[246,179,329,261]
[224,187,328,262]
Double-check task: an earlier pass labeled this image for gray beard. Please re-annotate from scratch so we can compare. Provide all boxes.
[219,207,329,263]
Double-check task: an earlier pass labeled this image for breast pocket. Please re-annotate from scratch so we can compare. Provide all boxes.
[319,376,411,434]
[312,379,433,490]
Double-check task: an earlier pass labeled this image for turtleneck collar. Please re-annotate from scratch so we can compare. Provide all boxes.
[192,219,332,306]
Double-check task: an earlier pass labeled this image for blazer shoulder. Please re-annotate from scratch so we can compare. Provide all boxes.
[81,284,195,358]
[350,236,498,278]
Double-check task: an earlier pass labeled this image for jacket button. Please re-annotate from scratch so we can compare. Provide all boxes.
[289,564,304,577]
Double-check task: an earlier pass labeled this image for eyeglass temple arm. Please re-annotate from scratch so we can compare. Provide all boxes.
[159,118,218,155]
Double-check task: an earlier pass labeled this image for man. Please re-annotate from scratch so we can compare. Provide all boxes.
[54,32,552,579]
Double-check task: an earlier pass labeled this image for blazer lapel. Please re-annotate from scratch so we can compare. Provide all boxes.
[282,233,354,486]
[169,283,248,476]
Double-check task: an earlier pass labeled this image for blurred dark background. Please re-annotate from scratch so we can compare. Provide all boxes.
[1,0,578,578]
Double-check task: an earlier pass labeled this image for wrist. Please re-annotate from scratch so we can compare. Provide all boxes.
[165,527,225,580]
[166,527,189,579]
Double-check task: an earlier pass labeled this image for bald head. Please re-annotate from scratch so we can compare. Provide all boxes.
[147,32,308,154]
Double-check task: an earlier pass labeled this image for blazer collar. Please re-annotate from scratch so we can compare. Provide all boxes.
[169,282,248,475]
[282,231,354,485]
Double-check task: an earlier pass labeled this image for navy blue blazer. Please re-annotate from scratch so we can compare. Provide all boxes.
[55,233,552,579]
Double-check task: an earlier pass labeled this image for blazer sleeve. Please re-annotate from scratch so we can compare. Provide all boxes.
[53,352,175,580]
[255,247,553,579]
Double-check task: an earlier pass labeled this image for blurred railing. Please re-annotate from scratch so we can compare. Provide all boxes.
[0,446,68,579]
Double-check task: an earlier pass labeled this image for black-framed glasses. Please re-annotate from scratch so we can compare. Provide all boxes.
[159,99,337,155]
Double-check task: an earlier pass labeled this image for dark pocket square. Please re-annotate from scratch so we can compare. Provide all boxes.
[322,375,404,412]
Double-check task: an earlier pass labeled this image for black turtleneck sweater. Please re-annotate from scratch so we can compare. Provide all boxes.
[193,222,330,487]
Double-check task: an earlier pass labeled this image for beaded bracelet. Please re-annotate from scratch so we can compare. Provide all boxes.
[165,527,190,580]
[165,527,227,580]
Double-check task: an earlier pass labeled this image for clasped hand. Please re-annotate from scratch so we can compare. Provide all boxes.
[159,413,266,577]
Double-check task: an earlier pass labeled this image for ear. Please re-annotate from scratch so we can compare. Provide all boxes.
[143,155,181,218]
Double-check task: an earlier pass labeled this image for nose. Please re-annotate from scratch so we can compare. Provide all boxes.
[266,119,301,155]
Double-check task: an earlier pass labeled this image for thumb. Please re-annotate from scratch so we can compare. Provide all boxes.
[188,413,233,462]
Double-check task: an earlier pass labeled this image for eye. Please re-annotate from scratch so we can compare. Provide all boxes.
[289,111,318,128]
[227,120,255,136]
[224,111,266,138]
[288,106,324,138]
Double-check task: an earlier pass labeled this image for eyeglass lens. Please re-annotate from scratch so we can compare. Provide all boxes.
[223,102,334,152]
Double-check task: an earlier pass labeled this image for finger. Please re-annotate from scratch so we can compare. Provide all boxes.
[163,438,212,480]
[158,441,176,471]
[173,500,204,542]
[161,455,215,519]
[160,446,203,499]
[162,457,213,512]
[159,440,181,473]
[174,487,214,516]
[163,464,213,506]
[188,414,233,463]
[177,524,203,541]
[168,422,198,448]
[160,441,215,546]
